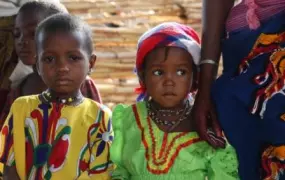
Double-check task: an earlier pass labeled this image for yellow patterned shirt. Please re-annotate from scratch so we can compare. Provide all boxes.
[0,95,113,179]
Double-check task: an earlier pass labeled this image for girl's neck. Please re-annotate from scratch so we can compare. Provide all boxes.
[150,99,188,110]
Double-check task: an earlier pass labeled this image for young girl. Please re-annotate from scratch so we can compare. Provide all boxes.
[0,14,113,180]
[0,1,102,128]
[110,22,239,180]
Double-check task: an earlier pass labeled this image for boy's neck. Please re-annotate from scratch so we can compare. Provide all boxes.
[41,89,84,106]
[48,89,82,99]
[32,65,37,73]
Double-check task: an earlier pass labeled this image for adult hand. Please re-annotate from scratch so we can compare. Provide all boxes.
[3,165,20,180]
[193,92,225,148]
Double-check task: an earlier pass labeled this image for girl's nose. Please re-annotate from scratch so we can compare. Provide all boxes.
[163,73,175,86]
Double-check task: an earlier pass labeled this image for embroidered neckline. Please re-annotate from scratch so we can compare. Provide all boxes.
[39,90,84,106]
[132,102,201,174]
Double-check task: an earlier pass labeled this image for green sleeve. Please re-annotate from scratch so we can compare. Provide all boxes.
[207,144,240,180]
[110,104,131,180]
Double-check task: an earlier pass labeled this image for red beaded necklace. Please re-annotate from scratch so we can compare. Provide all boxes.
[132,103,202,174]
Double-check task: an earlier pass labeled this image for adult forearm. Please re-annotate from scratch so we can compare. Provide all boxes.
[199,0,235,94]
[201,0,235,60]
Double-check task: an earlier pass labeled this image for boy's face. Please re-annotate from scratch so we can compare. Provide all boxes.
[143,47,193,108]
[14,11,41,65]
[36,30,95,96]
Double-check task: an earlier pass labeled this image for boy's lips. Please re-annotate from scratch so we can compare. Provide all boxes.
[19,51,32,57]
[19,49,31,54]
[55,79,72,85]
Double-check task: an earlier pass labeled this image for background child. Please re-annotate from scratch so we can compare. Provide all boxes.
[0,1,102,128]
[0,0,32,119]
[0,14,113,180]
[110,22,239,180]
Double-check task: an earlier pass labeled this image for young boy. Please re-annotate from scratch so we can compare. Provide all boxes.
[0,1,102,127]
[0,13,113,180]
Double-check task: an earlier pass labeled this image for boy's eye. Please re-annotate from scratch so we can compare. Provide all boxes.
[69,55,81,61]
[177,69,186,76]
[13,31,20,39]
[42,56,55,63]
[152,70,163,76]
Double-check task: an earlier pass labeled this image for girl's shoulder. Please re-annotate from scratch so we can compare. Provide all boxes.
[112,101,146,128]
[113,101,146,116]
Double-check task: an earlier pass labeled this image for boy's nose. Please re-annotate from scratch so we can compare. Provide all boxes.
[19,36,29,46]
[56,60,70,73]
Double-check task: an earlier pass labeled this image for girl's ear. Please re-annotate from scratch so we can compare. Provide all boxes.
[138,70,145,86]
[190,65,199,93]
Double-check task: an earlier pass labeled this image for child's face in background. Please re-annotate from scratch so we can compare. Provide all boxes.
[36,31,95,96]
[14,11,42,65]
[143,47,193,108]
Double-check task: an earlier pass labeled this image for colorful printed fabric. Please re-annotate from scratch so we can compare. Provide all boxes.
[0,15,18,90]
[226,0,285,32]
[81,76,102,103]
[0,95,113,179]
[0,87,20,128]
[110,102,239,180]
[135,22,201,99]
[0,15,18,118]
[0,75,102,129]
[262,145,285,180]
[211,11,285,179]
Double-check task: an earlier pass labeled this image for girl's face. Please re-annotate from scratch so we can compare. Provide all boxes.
[143,47,194,108]
[36,30,95,97]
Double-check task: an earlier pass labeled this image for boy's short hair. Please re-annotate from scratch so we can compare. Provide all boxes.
[35,14,93,55]
[18,1,68,18]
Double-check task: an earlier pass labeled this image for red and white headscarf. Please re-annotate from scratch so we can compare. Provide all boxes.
[135,22,201,101]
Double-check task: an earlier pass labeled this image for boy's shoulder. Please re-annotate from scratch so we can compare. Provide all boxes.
[84,98,112,115]
[9,95,40,116]
[12,94,39,106]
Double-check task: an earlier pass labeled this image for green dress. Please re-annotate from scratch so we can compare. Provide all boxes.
[110,101,239,180]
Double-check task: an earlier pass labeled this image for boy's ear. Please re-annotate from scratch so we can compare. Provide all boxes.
[89,54,96,70]
[35,55,41,75]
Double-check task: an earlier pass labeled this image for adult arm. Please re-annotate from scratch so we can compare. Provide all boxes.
[193,0,235,148]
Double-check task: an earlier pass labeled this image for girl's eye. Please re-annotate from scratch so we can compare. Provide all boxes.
[69,55,81,61]
[177,69,186,76]
[152,70,163,76]
[42,56,55,63]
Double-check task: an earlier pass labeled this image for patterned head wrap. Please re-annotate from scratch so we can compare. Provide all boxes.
[135,22,201,101]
